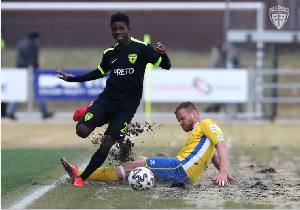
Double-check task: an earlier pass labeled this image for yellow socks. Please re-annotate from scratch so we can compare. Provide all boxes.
[79,167,119,182]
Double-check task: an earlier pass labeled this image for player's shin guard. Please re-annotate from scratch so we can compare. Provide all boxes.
[79,167,119,182]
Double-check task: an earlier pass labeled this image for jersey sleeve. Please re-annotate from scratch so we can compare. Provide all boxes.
[144,44,159,64]
[67,69,103,82]
[145,44,171,69]
[97,48,113,76]
[67,50,111,82]
[201,119,225,146]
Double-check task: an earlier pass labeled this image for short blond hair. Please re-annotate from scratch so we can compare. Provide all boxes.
[174,101,199,115]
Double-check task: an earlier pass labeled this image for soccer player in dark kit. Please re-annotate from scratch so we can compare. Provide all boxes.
[57,12,171,186]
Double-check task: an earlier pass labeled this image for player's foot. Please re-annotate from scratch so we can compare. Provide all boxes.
[73,177,85,187]
[73,101,94,122]
[61,157,79,182]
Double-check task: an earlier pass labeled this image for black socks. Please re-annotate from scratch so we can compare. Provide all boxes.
[80,149,108,181]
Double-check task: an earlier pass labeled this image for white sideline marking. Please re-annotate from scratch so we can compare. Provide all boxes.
[9,174,68,209]
[9,161,89,209]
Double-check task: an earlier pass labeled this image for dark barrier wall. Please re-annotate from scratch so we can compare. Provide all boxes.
[2,10,228,51]
[2,0,299,51]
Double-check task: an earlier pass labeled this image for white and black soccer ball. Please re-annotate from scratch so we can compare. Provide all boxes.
[128,167,154,191]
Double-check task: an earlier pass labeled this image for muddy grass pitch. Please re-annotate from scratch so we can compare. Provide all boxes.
[2,121,300,208]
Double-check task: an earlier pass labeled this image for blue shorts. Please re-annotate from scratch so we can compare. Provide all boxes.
[145,158,189,183]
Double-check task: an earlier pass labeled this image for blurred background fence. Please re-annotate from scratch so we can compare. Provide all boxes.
[1,0,300,121]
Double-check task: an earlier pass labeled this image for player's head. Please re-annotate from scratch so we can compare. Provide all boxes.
[110,12,130,27]
[174,102,200,132]
[110,12,131,44]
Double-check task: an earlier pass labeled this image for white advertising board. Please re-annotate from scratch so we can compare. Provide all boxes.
[145,69,248,103]
[1,68,28,102]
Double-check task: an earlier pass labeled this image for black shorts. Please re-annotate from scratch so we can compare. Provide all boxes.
[77,100,136,139]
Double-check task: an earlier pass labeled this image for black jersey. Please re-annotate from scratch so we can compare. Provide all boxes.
[97,37,170,109]
[67,37,171,109]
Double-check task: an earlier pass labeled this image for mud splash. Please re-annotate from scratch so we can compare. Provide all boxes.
[89,121,157,165]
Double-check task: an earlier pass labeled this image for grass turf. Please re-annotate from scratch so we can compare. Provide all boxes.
[1,148,89,207]
[29,184,198,209]
[1,123,300,209]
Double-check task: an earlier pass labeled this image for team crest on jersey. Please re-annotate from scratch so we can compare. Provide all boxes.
[210,124,221,132]
[128,54,137,64]
[85,112,93,121]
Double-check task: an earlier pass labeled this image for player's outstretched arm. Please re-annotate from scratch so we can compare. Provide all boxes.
[212,141,228,186]
[212,152,237,185]
[155,42,171,70]
[57,69,69,81]
[57,68,103,82]
[211,152,220,170]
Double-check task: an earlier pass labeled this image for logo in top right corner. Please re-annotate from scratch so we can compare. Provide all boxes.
[269,5,289,29]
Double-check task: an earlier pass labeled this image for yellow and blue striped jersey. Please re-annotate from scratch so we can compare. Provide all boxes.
[176,119,224,184]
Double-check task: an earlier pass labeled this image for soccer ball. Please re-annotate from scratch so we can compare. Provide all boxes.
[128,167,154,191]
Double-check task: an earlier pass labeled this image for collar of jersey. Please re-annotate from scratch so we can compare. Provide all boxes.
[192,122,200,131]
[113,43,119,49]
[113,37,136,50]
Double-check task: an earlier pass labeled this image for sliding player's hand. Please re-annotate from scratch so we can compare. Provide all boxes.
[212,171,228,187]
[57,69,69,81]
[227,174,237,184]
[155,42,166,54]
[212,172,237,187]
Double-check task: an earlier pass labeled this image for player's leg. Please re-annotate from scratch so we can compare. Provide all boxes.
[61,157,119,182]
[76,124,93,138]
[115,158,147,179]
[136,156,148,161]
[82,158,146,181]
[75,100,105,138]
[61,157,145,182]
[96,107,136,158]
[78,135,118,182]
[74,108,136,186]
[145,158,190,183]
[63,157,189,184]
[72,101,111,186]
[63,157,188,183]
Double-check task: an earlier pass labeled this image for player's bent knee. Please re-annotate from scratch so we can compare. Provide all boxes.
[76,124,93,138]
[76,130,90,138]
